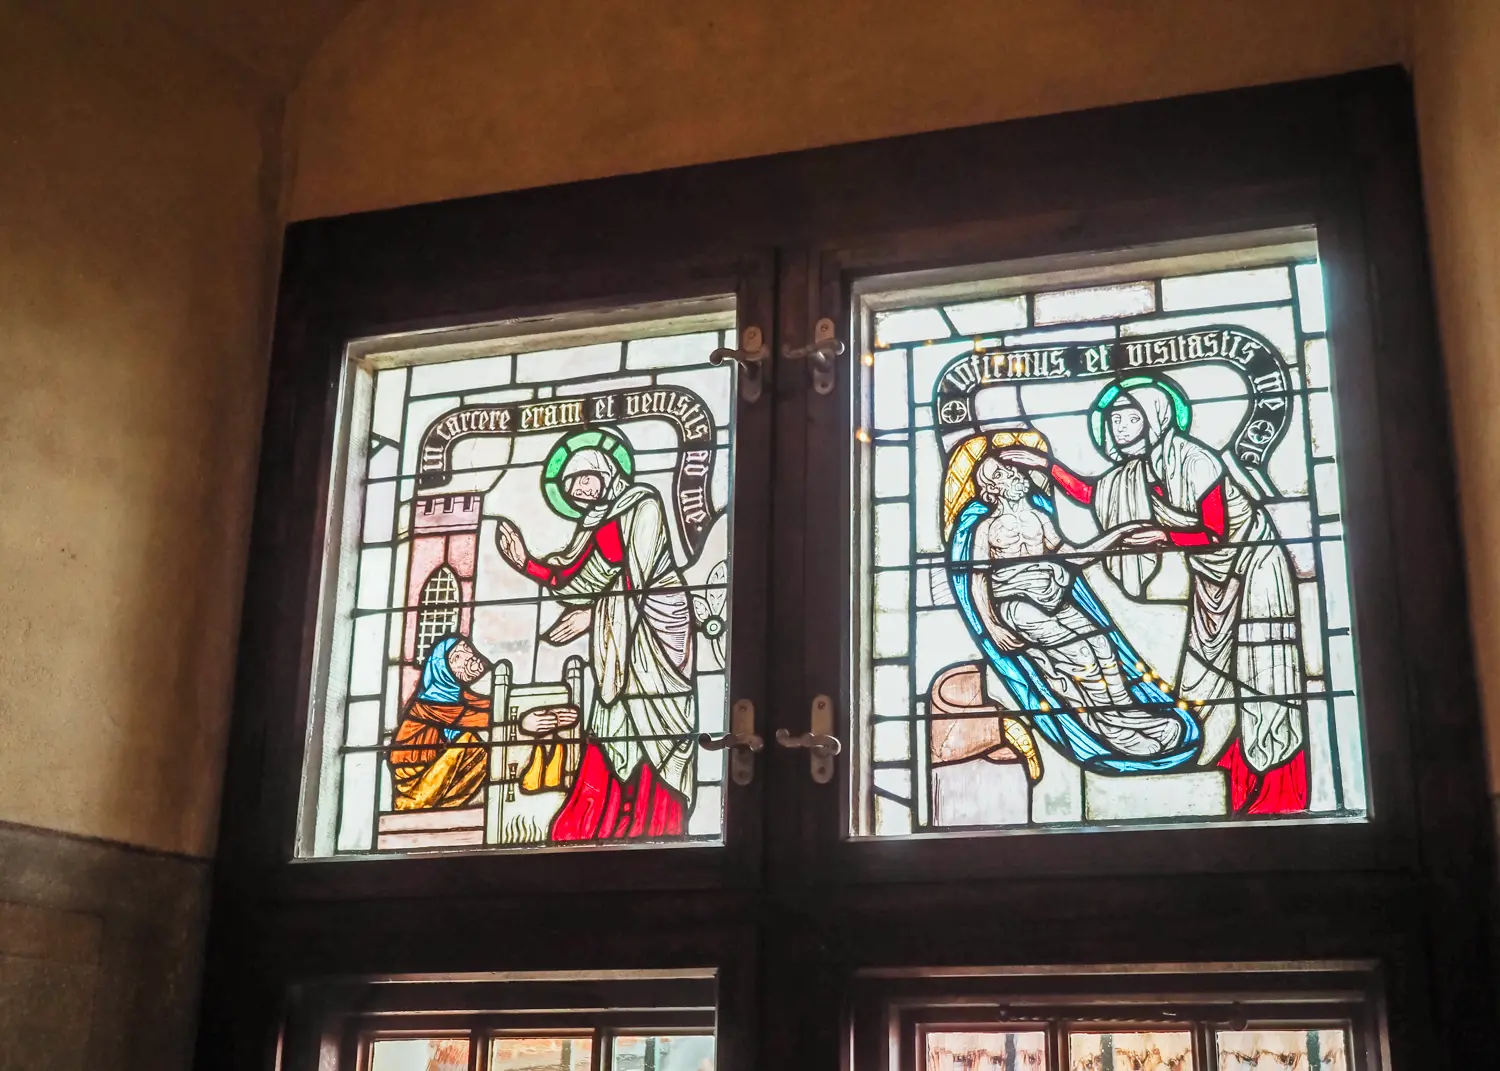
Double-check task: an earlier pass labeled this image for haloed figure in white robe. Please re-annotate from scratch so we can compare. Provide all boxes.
[1006,383,1308,813]
[496,446,696,840]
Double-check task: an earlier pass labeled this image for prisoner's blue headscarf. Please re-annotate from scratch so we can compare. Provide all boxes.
[417,636,463,704]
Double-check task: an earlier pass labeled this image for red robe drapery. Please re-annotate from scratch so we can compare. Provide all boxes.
[1218,739,1309,814]
[549,739,687,841]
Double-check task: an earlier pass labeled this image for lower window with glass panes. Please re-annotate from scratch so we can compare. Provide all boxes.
[365,1031,714,1071]
[854,966,1382,1071]
[325,976,717,1071]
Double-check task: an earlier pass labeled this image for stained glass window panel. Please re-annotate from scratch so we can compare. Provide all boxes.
[369,1039,470,1071]
[853,237,1366,836]
[489,1036,594,1071]
[611,1034,715,1071]
[304,306,738,856]
[926,1030,1048,1070]
[1215,1029,1348,1071]
[1070,1032,1193,1071]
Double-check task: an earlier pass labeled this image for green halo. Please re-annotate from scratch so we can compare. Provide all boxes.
[541,428,634,519]
[1088,373,1193,456]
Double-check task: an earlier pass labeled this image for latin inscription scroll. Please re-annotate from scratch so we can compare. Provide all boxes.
[934,326,1295,466]
[416,385,719,558]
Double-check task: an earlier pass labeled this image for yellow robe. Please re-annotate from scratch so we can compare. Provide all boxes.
[390,691,490,810]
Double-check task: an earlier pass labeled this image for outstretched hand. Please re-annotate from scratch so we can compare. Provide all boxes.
[518,705,581,736]
[495,518,528,570]
[1069,521,1165,558]
[544,607,592,645]
[998,447,1048,470]
[1121,526,1171,548]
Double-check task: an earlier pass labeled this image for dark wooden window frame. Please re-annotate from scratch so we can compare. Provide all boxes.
[850,965,1387,1071]
[350,1022,715,1071]
[279,974,720,1071]
[230,248,778,902]
[199,67,1494,1071]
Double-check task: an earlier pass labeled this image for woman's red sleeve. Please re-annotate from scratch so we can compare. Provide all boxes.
[524,521,624,587]
[525,537,592,587]
[1049,463,1094,505]
[1167,483,1227,547]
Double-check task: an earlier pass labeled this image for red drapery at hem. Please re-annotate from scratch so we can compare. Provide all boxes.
[1217,738,1308,814]
[550,739,686,841]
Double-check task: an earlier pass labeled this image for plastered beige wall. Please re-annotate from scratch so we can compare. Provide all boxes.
[285,0,1406,220]
[1411,0,1500,786]
[0,0,276,856]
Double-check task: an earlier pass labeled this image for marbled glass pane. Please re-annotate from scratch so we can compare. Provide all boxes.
[1161,267,1291,311]
[1295,262,1328,333]
[370,1039,470,1071]
[1034,281,1155,324]
[874,446,912,499]
[1004,325,1117,347]
[876,307,952,346]
[853,238,1366,837]
[625,331,721,369]
[1070,1031,1193,1071]
[514,342,621,382]
[1308,393,1339,459]
[873,793,913,835]
[412,353,515,396]
[875,502,912,567]
[944,296,1029,335]
[1215,1029,1348,1071]
[873,717,912,762]
[1313,462,1342,515]
[1304,339,1331,389]
[489,1036,593,1071]
[927,1030,1047,1070]
[612,1034,715,1071]
[873,571,910,658]
[872,348,911,430]
[335,753,377,852]
[873,664,911,720]
[306,309,738,857]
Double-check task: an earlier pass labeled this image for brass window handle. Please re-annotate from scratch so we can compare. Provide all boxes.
[773,729,841,758]
[698,732,765,753]
[781,318,843,395]
[710,325,770,403]
[775,694,840,783]
[697,699,761,785]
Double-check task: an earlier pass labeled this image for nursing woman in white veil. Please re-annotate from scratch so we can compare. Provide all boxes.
[1003,373,1307,814]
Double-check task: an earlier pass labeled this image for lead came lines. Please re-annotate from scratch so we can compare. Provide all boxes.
[860,253,1364,833]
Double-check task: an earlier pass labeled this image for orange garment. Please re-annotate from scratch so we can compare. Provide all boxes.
[390,692,491,810]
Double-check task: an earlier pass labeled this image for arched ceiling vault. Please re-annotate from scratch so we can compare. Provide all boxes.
[143,0,366,92]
